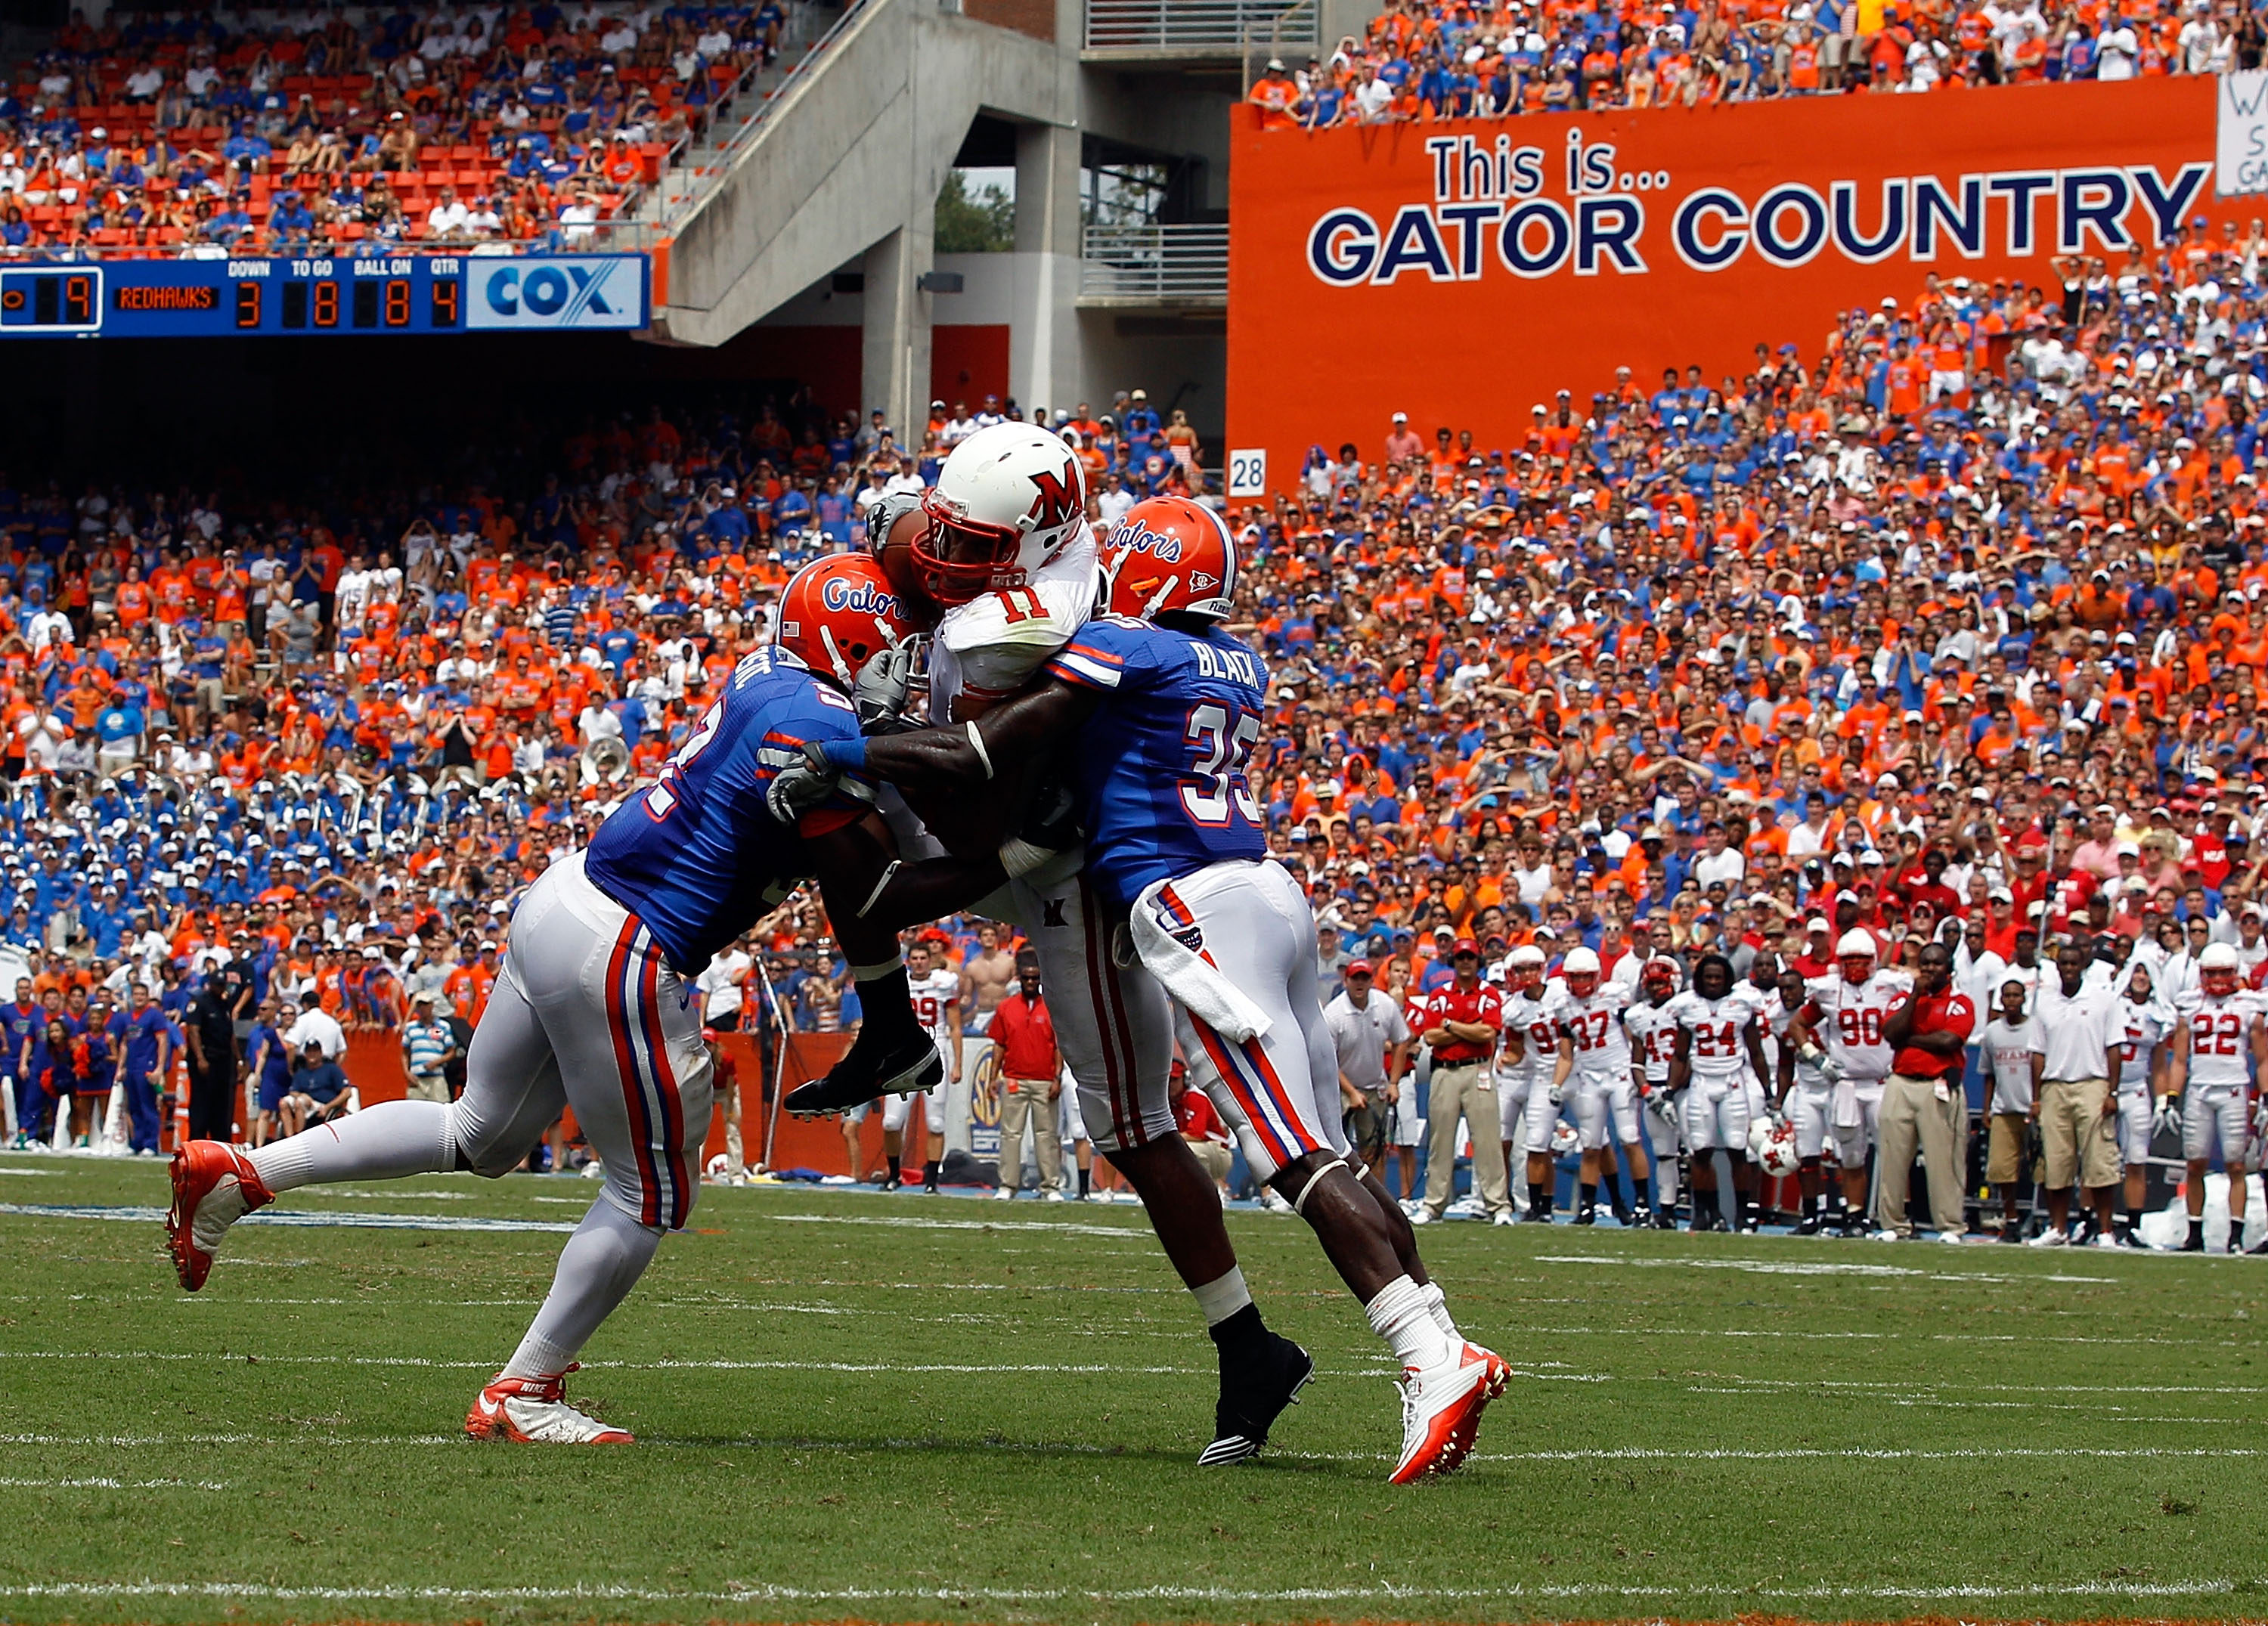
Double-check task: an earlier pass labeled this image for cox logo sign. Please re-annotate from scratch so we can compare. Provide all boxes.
[468,256,649,330]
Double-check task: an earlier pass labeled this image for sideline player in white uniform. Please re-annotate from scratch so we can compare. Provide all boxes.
[1668,953,1774,1233]
[1543,946,1637,1226]
[1496,946,1557,1218]
[1771,964,1842,1234]
[1791,931,1913,1237]
[795,448,1315,1464]
[2112,962,2171,1249]
[165,557,1002,1444]
[1621,955,1683,1228]
[2167,941,2266,1254]
[869,939,962,1193]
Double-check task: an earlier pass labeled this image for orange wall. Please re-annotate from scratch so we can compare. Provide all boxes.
[1227,76,2220,485]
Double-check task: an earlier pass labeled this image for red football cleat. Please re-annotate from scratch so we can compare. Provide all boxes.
[1390,1340,1507,1484]
[466,1367,634,1444]
[166,1140,274,1292]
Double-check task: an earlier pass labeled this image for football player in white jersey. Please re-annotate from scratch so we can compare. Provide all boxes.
[1620,955,1683,1228]
[2167,941,2266,1254]
[1495,944,1557,1219]
[1668,953,1774,1232]
[1789,931,1913,1237]
[1542,947,1637,1226]
[792,442,1314,1463]
[878,939,962,1192]
[1771,964,1842,1235]
[2112,961,2172,1249]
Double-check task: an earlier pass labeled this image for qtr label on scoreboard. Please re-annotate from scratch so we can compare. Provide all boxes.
[466,256,647,330]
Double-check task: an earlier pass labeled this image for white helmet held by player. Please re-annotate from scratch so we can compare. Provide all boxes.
[914,422,1088,606]
[2200,940,2242,997]
[1748,1116,1800,1178]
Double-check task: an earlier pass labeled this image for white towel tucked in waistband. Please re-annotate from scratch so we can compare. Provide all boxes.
[1128,876,1274,1045]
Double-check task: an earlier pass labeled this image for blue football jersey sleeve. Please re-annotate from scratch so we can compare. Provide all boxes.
[1048,616,1269,912]
[584,646,866,971]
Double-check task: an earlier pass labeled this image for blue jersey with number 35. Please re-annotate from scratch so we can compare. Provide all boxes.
[584,646,866,973]
[1046,615,1268,912]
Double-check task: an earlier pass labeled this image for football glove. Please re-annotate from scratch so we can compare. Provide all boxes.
[860,488,923,553]
[2254,1096,2268,1147]
[1548,1083,1566,1107]
[1818,1055,1845,1086]
[851,637,924,736]
[2152,1095,2183,1140]
[766,757,839,824]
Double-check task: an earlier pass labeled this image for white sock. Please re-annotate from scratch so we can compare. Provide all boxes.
[1365,1274,1452,1370]
[502,1197,663,1380]
[1191,1266,1252,1328]
[248,1101,455,1194]
[1418,1278,1459,1340]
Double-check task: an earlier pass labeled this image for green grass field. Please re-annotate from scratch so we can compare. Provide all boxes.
[2,1151,2266,1624]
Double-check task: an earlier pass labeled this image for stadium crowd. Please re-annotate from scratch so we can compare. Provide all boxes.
[8,203,2268,1241]
[1244,0,2265,125]
[0,0,803,258]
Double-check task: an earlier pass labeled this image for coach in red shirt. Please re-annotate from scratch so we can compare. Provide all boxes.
[1876,940,1977,1240]
[988,951,1063,1200]
[1414,940,1511,1225]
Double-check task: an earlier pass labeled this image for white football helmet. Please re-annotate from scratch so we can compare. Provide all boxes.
[1549,1121,1582,1157]
[1748,1116,1800,1178]
[915,423,1088,605]
[2200,940,2242,997]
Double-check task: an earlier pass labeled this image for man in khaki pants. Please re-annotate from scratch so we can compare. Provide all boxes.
[2029,939,2126,1248]
[1411,940,1513,1225]
[1876,941,1977,1240]
[989,952,1064,1201]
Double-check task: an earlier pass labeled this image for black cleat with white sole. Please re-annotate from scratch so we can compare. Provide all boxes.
[785,1030,943,1119]
[1199,1333,1314,1466]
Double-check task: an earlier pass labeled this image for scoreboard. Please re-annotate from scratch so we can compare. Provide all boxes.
[0,252,649,337]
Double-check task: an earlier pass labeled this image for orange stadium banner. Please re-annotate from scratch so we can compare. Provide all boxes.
[1226,76,2225,487]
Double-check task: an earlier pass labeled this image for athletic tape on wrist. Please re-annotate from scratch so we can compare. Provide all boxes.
[997,838,1053,878]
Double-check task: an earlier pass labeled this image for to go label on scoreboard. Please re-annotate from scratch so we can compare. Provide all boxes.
[1226,449,1267,498]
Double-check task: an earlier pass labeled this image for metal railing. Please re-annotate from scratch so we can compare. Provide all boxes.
[1079,221,1228,302]
[629,0,866,236]
[1084,0,1318,50]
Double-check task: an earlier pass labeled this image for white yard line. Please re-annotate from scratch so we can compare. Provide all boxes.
[0,1201,576,1234]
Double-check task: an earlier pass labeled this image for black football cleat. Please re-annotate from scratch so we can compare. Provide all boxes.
[785,1030,943,1119]
[1793,1214,1823,1236]
[1199,1333,1314,1466]
[878,1173,903,1192]
[2179,1228,2207,1253]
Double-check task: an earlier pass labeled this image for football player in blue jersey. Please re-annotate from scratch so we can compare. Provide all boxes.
[165,554,1009,1445]
[785,497,1509,1482]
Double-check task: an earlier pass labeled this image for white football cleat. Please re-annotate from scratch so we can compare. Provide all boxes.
[166,1140,274,1292]
[466,1368,634,1444]
[2027,1228,2070,1248]
[1390,1341,1508,1484]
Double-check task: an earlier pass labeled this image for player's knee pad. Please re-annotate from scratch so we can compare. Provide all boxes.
[445,1100,520,1180]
